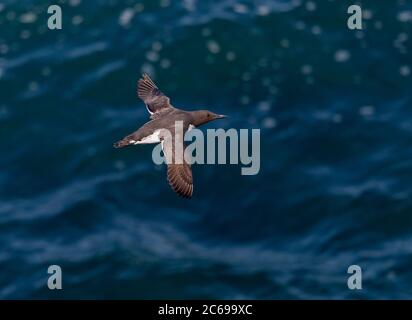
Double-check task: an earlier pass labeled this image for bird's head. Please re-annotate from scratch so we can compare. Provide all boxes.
[192,110,227,126]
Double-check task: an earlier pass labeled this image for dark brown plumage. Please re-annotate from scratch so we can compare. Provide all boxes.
[114,73,226,198]
[137,73,172,118]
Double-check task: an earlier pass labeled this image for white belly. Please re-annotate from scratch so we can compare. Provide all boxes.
[133,125,195,145]
[134,130,161,144]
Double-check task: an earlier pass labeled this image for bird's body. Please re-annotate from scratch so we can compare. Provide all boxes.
[116,109,194,146]
[114,73,226,198]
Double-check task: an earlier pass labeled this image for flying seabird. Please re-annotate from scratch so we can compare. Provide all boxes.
[114,73,226,199]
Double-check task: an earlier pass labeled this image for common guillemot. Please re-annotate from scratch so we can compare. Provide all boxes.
[114,73,226,198]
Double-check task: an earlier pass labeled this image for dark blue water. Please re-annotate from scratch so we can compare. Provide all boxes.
[1,0,412,299]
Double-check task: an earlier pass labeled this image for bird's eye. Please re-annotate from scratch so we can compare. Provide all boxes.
[207,114,210,117]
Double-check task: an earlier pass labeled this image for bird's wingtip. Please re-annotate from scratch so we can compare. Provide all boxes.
[141,72,151,80]
[113,140,127,148]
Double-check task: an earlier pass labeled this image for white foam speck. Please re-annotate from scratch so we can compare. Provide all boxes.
[226,51,236,61]
[397,33,408,42]
[280,39,290,48]
[0,105,8,119]
[146,50,159,62]
[242,72,251,81]
[400,65,410,77]
[29,82,39,92]
[233,3,249,14]
[152,41,162,52]
[72,15,83,25]
[19,12,37,24]
[183,0,196,11]
[42,67,51,76]
[258,101,271,112]
[262,117,277,129]
[0,44,9,54]
[311,25,322,35]
[363,10,373,19]
[20,30,31,39]
[160,0,171,8]
[394,33,408,52]
[334,50,351,62]
[305,1,316,11]
[359,105,375,117]
[387,271,397,281]
[69,0,81,7]
[160,59,171,69]
[114,160,125,171]
[141,63,155,76]
[355,31,364,39]
[295,21,306,30]
[374,21,383,30]
[257,5,270,16]
[240,95,250,105]
[301,65,313,75]
[119,8,134,27]
[333,114,342,123]
[206,40,220,54]
[202,28,211,37]
[397,10,412,22]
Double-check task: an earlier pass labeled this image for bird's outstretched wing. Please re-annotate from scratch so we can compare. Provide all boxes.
[162,134,193,199]
[167,162,193,199]
[137,73,173,119]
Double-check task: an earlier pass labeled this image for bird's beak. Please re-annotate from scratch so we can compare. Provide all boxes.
[215,114,227,119]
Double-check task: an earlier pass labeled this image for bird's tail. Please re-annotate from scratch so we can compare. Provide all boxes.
[113,138,134,148]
